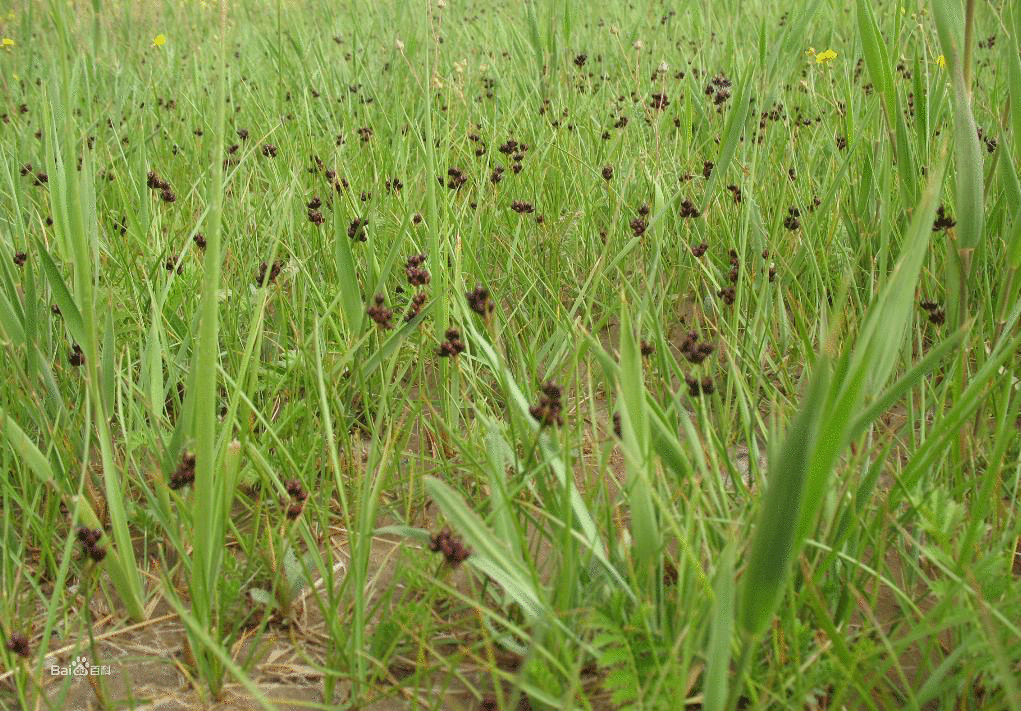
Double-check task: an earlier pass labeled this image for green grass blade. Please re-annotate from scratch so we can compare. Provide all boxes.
[739,357,830,640]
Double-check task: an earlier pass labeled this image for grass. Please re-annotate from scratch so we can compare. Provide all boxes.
[1,0,1020,709]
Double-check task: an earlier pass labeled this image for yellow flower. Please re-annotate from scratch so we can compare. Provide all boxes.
[816,49,838,64]
[2,38,14,48]
[153,34,166,47]
[936,54,946,69]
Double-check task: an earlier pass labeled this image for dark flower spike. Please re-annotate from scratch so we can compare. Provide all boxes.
[283,478,308,519]
[255,260,285,285]
[428,527,471,566]
[405,254,430,286]
[5,632,30,658]
[367,294,394,329]
[530,381,564,427]
[467,285,494,317]
[685,374,715,397]
[169,450,197,490]
[76,526,107,562]
[405,291,428,322]
[932,205,955,231]
[680,331,715,364]
[348,217,368,241]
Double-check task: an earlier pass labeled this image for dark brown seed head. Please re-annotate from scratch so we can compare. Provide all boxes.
[367,295,394,329]
[530,382,564,427]
[601,165,613,181]
[428,527,471,566]
[348,217,368,241]
[404,291,428,322]
[663,559,679,585]
[467,285,494,317]
[5,632,30,658]
[285,478,307,501]
[680,199,701,218]
[405,254,431,286]
[932,205,955,231]
[542,381,562,399]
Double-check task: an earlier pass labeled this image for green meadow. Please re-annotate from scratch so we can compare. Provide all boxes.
[1,0,1020,708]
